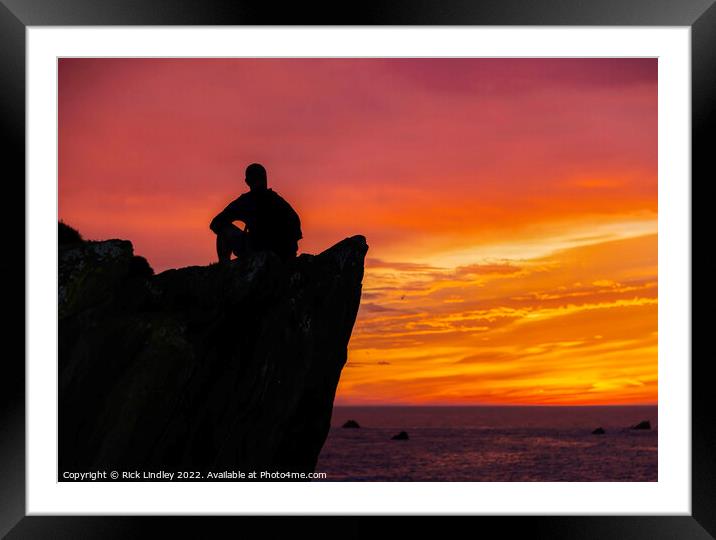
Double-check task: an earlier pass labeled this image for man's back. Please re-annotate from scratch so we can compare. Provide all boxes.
[245,188,302,257]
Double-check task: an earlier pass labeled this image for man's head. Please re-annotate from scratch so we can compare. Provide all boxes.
[245,163,268,191]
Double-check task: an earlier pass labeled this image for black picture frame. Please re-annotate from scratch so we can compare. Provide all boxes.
[1,1,711,538]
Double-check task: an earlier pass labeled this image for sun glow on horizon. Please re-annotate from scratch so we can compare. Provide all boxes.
[338,230,657,406]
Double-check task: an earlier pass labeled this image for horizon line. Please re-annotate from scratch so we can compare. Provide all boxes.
[332,403,658,407]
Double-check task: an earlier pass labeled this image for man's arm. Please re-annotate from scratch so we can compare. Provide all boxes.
[209,197,246,234]
[209,208,232,234]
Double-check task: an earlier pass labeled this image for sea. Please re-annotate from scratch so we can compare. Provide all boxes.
[315,406,657,482]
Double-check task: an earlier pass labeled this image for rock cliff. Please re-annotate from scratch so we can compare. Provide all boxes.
[58,225,367,478]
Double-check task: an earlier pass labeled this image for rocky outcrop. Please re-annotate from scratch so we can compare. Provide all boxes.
[630,420,651,430]
[59,227,367,478]
[391,431,409,440]
[342,420,361,429]
[591,427,606,435]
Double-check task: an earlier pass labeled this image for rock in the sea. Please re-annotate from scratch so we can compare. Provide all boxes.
[630,420,651,430]
[342,420,361,429]
[592,427,606,435]
[391,431,409,440]
[59,227,368,478]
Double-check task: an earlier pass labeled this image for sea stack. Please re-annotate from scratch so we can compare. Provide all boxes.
[391,431,409,440]
[630,420,651,430]
[342,420,361,429]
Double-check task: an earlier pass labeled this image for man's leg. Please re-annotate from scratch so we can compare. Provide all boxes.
[216,223,247,263]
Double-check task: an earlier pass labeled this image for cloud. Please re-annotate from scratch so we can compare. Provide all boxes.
[341,234,657,404]
[366,258,444,272]
[455,263,523,277]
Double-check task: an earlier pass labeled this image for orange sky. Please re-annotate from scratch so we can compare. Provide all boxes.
[58,58,658,405]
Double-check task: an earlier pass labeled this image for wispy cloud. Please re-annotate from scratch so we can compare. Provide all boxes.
[338,234,657,405]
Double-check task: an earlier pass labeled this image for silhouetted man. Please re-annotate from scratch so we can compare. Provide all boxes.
[210,163,302,263]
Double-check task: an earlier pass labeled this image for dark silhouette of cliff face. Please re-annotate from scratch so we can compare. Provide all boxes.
[58,225,367,478]
[59,220,83,245]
